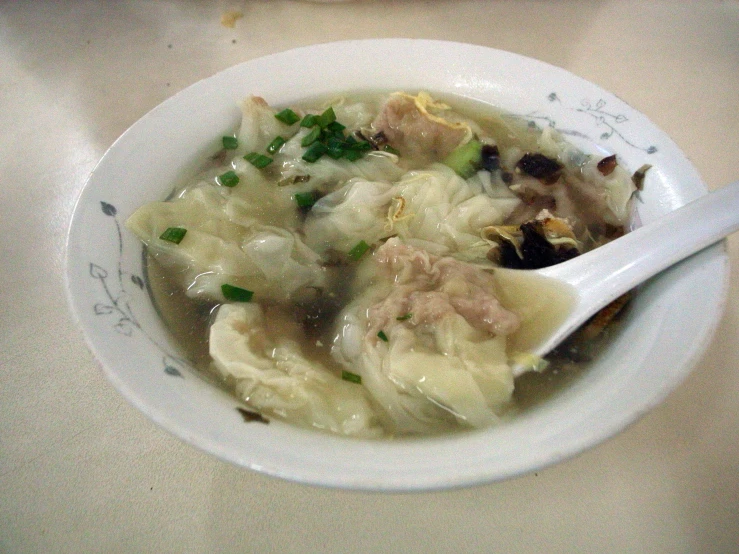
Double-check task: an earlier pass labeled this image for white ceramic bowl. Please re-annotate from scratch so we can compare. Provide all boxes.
[65,39,728,491]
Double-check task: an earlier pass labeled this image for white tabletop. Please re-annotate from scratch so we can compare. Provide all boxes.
[2,1,738,552]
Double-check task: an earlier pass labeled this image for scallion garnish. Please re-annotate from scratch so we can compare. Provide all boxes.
[222,136,238,150]
[302,142,327,163]
[294,191,317,209]
[343,149,363,162]
[218,170,240,187]
[221,284,254,302]
[301,126,322,147]
[318,107,337,128]
[347,240,370,261]
[341,370,362,384]
[326,121,346,133]
[300,114,319,128]
[244,152,273,168]
[159,227,187,244]
[266,136,286,154]
[275,108,300,125]
[377,330,389,342]
[396,313,412,321]
[352,140,373,152]
[325,137,345,159]
[383,144,400,155]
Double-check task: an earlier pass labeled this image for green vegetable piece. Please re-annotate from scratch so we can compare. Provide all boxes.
[351,140,372,152]
[159,227,187,244]
[325,136,345,159]
[294,191,316,209]
[302,142,327,163]
[218,170,240,187]
[443,139,483,178]
[326,121,346,133]
[266,136,286,154]
[343,149,363,162]
[377,330,389,342]
[222,136,238,150]
[300,114,319,128]
[275,108,300,125]
[396,313,412,321]
[383,144,400,156]
[244,152,273,169]
[341,370,362,384]
[347,240,370,261]
[301,126,322,147]
[221,284,254,302]
[318,107,337,128]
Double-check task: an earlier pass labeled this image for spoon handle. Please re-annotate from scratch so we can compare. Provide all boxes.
[537,181,739,347]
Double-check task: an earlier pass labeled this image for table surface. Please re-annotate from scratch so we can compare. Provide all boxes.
[2,1,738,552]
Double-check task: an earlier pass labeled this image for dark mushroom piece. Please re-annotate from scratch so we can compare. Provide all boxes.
[516,153,563,184]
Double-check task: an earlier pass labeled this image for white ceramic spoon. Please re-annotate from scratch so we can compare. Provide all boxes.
[493,181,739,377]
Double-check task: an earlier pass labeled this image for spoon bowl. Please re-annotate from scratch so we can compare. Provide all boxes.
[503,181,739,377]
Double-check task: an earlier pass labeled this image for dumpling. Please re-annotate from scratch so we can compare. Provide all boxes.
[303,164,521,261]
[370,91,485,165]
[125,186,326,303]
[303,178,397,254]
[235,95,301,156]
[210,303,382,437]
[392,164,521,258]
[331,238,518,434]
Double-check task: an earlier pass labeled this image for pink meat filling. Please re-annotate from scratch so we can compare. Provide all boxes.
[367,239,520,338]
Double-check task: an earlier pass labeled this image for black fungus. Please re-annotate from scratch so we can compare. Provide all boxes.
[516,153,563,184]
[236,407,269,424]
[597,154,618,176]
[480,144,501,172]
[632,164,652,191]
[368,130,389,149]
[499,221,579,270]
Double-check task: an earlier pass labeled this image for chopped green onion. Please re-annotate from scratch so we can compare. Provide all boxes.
[351,140,373,152]
[347,240,370,261]
[301,126,322,147]
[396,313,412,321]
[218,170,240,187]
[343,149,363,162]
[326,121,346,133]
[221,284,254,302]
[302,142,327,163]
[377,330,389,342]
[318,107,337,128]
[300,114,319,128]
[266,136,286,154]
[244,152,273,169]
[341,370,362,384]
[325,137,345,159]
[383,144,401,155]
[222,136,238,150]
[294,191,317,209]
[444,139,483,178]
[159,227,187,244]
[275,108,300,125]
